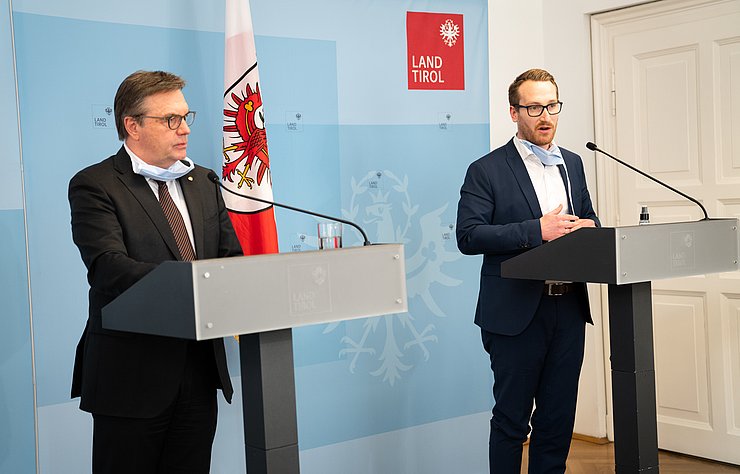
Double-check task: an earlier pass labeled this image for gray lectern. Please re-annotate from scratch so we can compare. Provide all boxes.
[103,244,408,474]
[501,219,740,473]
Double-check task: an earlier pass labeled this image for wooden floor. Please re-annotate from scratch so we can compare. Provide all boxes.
[520,439,740,473]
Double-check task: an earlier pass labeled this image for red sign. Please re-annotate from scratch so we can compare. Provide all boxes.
[406,11,464,90]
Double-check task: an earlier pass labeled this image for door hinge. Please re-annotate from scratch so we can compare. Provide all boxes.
[610,68,616,116]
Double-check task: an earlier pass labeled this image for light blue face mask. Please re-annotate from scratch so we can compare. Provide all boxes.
[520,139,574,213]
[134,157,194,181]
[521,139,564,166]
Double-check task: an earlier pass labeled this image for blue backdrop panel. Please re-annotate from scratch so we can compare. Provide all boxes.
[249,0,490,125]
[12,0,225,32]
[0,0,23,210]
[10,0,490,471]
[291,123,491,449]
[255,35,342,254]
[13,12,225,407]
[0,210,35,474]
[247,0,492,450]
[0,0,36,472]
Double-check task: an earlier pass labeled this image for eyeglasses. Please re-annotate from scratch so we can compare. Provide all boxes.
[134,111,196,130]
[515,102,563,117]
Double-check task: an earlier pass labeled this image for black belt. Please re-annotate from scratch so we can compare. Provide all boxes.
[543,282,578,296]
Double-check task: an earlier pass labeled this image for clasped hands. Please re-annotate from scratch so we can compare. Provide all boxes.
[540,204,596,241]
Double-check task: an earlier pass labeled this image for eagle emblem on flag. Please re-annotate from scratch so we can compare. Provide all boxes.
[223,82,270,190]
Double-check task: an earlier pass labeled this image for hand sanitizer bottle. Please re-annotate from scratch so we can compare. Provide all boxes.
[639,206,650,225]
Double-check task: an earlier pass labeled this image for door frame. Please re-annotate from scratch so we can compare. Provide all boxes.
[589,0,731,441]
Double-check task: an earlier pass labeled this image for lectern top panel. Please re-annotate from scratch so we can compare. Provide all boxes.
[501,219,739,284]
[103,244,408,340]
[614,219,739,284]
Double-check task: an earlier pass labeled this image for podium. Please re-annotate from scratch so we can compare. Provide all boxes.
[502,219,740,473]
[103,244,407,474]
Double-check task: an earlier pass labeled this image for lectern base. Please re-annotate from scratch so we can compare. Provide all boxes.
[246,444,300,474]
[608,282,659,473]
[239,329,301,474]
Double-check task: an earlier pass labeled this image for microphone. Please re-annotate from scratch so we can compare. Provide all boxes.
[207,171,371,246]
[585,142,709,220]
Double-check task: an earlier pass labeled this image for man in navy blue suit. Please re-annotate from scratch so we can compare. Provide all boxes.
[456,69,599,473]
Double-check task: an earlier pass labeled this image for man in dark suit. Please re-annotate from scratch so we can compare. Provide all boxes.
[69,70,243,474]
[456,69,599,473]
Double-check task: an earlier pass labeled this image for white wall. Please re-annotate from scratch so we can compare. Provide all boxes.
[487,0,652,438]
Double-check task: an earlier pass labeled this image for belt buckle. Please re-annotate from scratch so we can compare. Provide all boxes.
[546,283,566,296]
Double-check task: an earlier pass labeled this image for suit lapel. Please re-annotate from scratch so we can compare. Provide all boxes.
[112,147,182,260]
[179,172,204,259]
[504,139,543,218]
[556,164,572,214]
[562,153,582,216]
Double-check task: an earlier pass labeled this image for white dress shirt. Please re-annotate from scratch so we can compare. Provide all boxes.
[513,136,569,216]
[124,143,196,249]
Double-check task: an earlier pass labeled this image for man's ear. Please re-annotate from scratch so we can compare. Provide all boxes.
[509,105,519,123]
[124,116,140,140]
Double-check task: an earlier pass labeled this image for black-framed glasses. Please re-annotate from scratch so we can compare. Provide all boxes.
[134,111,196,130]
[515,101,562,117]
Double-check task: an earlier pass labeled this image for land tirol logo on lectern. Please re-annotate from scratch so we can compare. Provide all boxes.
[406,11,464,90]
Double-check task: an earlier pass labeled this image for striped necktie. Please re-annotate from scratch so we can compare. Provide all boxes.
[155,180,196,261]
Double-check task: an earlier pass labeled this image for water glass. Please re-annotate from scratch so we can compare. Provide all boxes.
[317,222,342,249]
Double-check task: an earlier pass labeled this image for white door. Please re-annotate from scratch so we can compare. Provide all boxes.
[591,0,740,464]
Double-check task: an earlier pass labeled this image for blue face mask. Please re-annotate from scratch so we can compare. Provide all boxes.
[520,138,574,213]
[134,157,194,181]
[521,139,564,166]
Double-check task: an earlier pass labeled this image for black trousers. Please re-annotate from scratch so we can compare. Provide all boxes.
[481,292,586,474]
[92,341,219,474]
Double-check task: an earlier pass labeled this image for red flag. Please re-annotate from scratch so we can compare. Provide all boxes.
[222,0,278,255]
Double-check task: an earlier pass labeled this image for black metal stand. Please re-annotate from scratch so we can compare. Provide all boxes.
[608,282,659,473]
[239,329,301,474]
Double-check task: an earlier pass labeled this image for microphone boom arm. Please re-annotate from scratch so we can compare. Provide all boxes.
[209,172,371,246]
[586,142,709,220]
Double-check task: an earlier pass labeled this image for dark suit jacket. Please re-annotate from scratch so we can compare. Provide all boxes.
[69,146,243,418]
[456,138,599,336]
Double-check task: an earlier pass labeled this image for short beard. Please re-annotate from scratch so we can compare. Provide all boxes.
[520,128,555,148]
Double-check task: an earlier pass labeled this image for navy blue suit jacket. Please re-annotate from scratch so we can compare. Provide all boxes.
[456,138,599,336]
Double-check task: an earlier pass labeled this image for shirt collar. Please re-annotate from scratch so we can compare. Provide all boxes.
[123,142,150,177]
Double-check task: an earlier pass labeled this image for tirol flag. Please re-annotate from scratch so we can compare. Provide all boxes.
[222,0,278,255]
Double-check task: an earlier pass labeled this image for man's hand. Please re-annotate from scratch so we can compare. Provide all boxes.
[540,204,595,241]
[570,218,596,232]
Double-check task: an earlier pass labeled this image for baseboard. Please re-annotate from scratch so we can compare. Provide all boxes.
[525,433,610,446]
[572,433,610,445]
